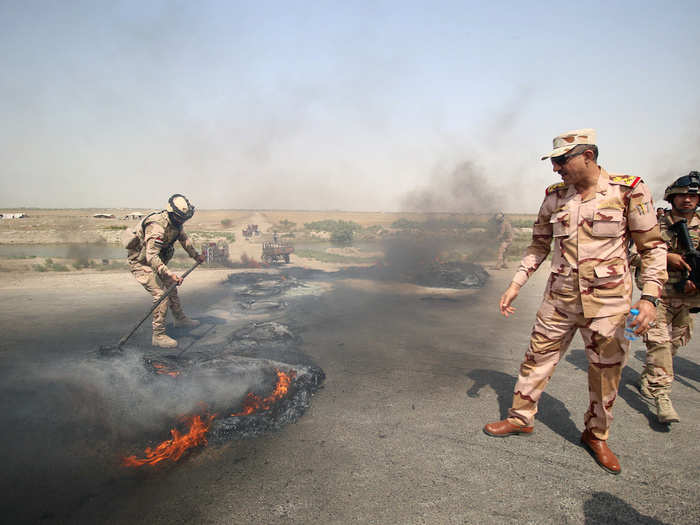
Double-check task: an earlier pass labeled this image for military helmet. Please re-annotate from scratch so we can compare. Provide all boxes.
[664,171,700,202]
[167,194,195,222]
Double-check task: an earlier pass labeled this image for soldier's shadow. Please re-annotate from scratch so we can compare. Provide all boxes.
[633,349,700,394]
[167,315,227,336]
[466,369,581,445]
[675,355,700,388]
[567,349,670,433]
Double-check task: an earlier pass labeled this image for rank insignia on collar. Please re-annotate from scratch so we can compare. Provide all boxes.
[545,182,568,195]
[609,175,641,188]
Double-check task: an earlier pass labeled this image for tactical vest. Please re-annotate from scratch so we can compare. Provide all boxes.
[124,211,182,262]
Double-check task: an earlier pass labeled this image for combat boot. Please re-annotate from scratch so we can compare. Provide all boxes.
[152,333,178,348]
[655,392,680,424]
[637,371,654,399]
[173,317,200,329]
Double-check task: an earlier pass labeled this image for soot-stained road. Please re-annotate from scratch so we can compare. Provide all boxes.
[0,268,698,524]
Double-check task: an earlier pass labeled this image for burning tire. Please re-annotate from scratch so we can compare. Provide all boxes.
[123,318,324,468]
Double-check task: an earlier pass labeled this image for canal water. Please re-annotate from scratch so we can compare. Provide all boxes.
[0,244,127,259]
[0,241,382,260]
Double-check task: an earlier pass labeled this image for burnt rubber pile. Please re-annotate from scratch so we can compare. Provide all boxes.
[116,319,324,467]
[226,261,489,290]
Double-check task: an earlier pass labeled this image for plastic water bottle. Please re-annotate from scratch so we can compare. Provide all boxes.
[624,308,640,341]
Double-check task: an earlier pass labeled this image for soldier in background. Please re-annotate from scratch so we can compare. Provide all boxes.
[493,212,513,269]
[638,172,700,423]
[127,194,205,348]
[483,129,667,475]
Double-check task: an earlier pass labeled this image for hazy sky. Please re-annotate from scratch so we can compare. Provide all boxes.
[1,1,699,212]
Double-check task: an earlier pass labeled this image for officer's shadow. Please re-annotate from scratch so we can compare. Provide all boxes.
[466,369,581,445]
[566,349,671,433]
[583,491,669,525]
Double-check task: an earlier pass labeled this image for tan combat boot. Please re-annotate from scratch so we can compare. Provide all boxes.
[152,333,178,348]
[173,317,200,329]
[655,392,680,424]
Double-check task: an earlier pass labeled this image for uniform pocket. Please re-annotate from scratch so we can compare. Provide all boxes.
[550,210,570,238]
[592,259,626,297]
[550,265,576,294]
[533,221,551,237]
[592,208,623,237]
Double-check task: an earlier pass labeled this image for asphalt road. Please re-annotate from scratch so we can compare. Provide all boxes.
[0,267,698,524]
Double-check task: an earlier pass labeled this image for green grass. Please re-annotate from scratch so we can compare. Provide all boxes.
[33,258,70,272]
[101,225,128,230]
[191,231,236,243]
[509,218,535,228]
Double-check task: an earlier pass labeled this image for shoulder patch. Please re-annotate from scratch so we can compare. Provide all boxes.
[609,175,641,189]
[545,182,568,195]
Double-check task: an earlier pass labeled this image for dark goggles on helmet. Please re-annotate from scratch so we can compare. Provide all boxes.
[168,194,195,221]
[673,173,700,192]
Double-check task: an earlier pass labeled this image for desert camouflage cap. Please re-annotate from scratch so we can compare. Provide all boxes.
[541,128,597,160]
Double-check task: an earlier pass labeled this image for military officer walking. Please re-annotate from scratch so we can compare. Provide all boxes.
[638,172,700,423]
[483,129,667,474]
[126,194,205,348]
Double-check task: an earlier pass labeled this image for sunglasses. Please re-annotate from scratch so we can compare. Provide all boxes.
[551,151,583,166]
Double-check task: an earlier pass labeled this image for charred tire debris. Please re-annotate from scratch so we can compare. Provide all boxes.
[226,262,490,290]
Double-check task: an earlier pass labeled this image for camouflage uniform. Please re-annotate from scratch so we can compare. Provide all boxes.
[127,211,199,336]
[640,210,700,395]
[508,169,667,439]
[496,218,514,267]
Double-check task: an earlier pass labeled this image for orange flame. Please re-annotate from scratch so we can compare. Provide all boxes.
[123,413,216,467]
[231,369,296,416]
[152,362,180,377]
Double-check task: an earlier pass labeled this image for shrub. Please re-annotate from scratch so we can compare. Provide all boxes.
[303,220,361,245]
[34,258,70,272]
[330,224,356,246]
[72,259,97,270]
[221,218,233,228]
[277,219,296,232]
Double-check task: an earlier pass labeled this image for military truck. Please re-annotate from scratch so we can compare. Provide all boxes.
[242,224,260,240]
[261,241,294,264]
[201,240,230,265]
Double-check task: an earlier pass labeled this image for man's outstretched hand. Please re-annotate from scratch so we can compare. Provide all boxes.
[499,282,521,317]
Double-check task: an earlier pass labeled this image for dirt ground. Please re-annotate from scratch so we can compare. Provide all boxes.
[0,260,698,524]
[0,208,496,245]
